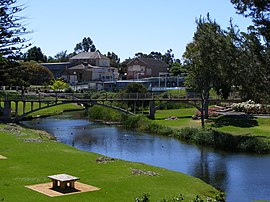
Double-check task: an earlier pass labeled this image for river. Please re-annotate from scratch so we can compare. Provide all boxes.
[22,111,270,202]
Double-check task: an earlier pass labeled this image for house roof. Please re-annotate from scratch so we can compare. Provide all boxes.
[70,52,109,60]
[68,64,117,70]
[68,64,88,70]
[128,58,169,68]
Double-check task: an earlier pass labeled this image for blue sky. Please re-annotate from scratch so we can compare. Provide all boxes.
[21,0,252,61]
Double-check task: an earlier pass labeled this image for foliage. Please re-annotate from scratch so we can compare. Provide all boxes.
[232,31,270,102]
[50,78,69,92]
[231,0,270,44]
[19,61,54,85]
[88,105,126,122]
[0,60,28,86]
[74,37,96,53]
[230,1,270,102]
[169,61,183,76]
[123,82,148,94]
[107,51,120,68]
[0,0,30,58]
[54,50,69,62]
[182,14,237,127]
[232,100,270,114]
[23,46,47,62]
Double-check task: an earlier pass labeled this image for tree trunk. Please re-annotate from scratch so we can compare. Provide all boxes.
[201,101,205,128]
[204,94,209,119]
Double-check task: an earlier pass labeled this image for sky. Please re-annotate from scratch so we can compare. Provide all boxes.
[20,0,252,61]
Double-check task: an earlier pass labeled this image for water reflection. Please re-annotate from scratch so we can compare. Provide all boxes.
[22,111,270,202]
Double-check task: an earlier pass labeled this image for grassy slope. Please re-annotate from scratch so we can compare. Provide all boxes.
[154,108,200,128]
[5,102,84,118]
[212,118,270,138]
[0,124,218,202]
[154,108,270,138]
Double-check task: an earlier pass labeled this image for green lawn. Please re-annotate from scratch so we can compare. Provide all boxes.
[154,107,270,138]
[154,108,201,128]
[209,115,270,138]
[0,124,219,202]
[25,103,84,118]
[0,101,84,118]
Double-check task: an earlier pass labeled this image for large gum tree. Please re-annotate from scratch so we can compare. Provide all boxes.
[183,15,237,127]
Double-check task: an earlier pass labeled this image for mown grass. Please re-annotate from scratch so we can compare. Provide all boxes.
[154,108,199,128]
[0,124,219,202]
[209,115,270,138]
[154,107,270,139]
[0,101,84,119]
[25,103,84,119]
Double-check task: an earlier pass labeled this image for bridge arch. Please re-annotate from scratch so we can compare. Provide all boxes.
[155,101,201,111]
[84,102,134,115]
[14,101,134,122]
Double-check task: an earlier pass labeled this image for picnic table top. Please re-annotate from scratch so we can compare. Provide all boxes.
[48,174,79,182]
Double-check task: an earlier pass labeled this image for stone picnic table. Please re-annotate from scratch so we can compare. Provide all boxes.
[48,174,80,190]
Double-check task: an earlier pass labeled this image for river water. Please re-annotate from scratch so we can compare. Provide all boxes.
[22,111,270,202]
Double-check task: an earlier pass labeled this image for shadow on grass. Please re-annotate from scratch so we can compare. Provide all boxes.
[155,116,192,120]
[211,115,259,128]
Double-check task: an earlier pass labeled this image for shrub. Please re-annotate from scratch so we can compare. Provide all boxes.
[232,100,270,114]
[88,105,126,122]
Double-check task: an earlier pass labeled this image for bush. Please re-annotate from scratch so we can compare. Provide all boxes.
[88,105,126,122]
[232,100,270,114]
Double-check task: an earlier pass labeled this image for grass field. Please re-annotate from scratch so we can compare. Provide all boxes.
[0,101,84,119]
[154,108,200,128]
[0,124,219,202]
[154,107,270,138]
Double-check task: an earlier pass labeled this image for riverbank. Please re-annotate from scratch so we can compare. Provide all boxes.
[88,106,270,154]
[0,123,222,201]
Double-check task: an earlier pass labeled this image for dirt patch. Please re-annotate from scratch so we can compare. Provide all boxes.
[0,155,7,159]
[25,182,100,197]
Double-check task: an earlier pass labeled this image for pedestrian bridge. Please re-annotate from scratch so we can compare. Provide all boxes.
[0,92,242,122]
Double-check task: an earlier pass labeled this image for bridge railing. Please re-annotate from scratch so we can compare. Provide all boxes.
[0,92,242,102]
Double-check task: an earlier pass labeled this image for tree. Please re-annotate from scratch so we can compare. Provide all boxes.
[233,31,270,102]
[50,78,69,92]
[231,0,270,45]
[54,50,69,62]
[123,82,148,94]
[24,46,47,62]
[74,37,96,53]
[107,51,120,68]
[0,0,30,58]
[162,49,175,68]
[123,82,148,113]
[170,61,183,76]
[20,62,54,85]
[183,15,236,127]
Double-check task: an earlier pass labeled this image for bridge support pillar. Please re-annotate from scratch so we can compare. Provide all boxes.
[31,102,34,111]
[23,101,26,114]
[2,101,11,122]
[15,101,19,117]
[149,101,155,120]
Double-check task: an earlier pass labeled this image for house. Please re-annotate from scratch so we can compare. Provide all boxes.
[63,63,118,84]
[41,52,118,85]
[69,52,110,67]
[40,62,73,79]
[126,58,169,79]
